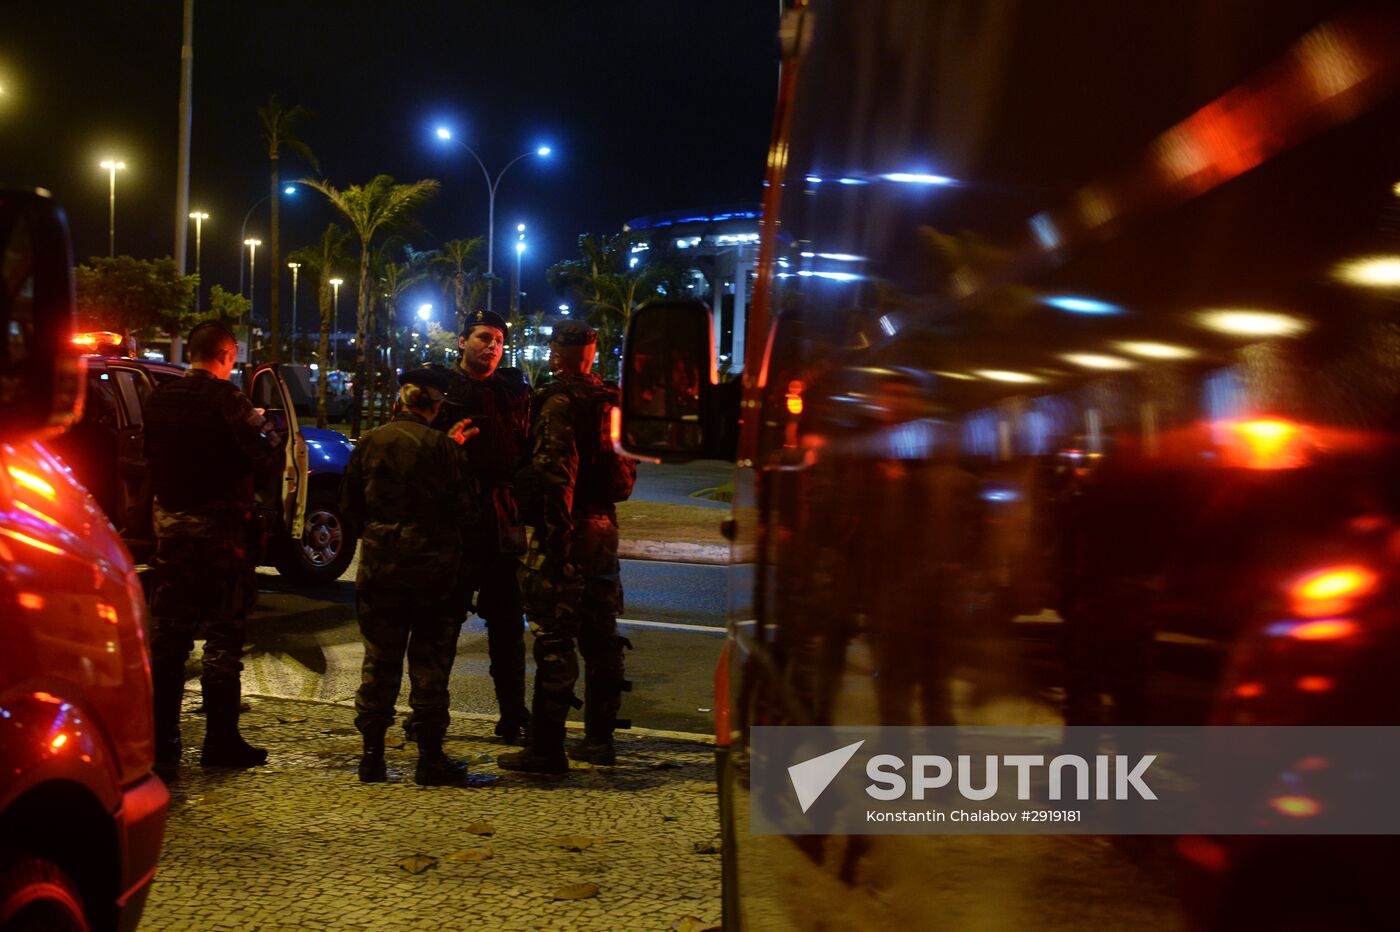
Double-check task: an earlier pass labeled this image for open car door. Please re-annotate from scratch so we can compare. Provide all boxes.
[248,363,308,541]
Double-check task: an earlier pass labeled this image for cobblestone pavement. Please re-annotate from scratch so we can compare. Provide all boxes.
[142,693,722,932]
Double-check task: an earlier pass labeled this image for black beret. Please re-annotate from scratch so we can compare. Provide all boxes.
[398,367,451,393]
[549,319,597,346]
[460,309,509,336]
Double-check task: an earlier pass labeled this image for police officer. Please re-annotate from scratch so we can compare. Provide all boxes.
[430,309,533,744]
[501,319,630,774]
[341,368,481,785]
[146,322,283,769]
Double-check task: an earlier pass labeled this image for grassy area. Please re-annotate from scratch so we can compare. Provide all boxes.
[616,500,729,543]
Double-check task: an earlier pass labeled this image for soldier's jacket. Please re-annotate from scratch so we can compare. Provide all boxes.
[524,371,617,570]
[341,409,478,593]
[431,364,531,554]
[144,367,283,538]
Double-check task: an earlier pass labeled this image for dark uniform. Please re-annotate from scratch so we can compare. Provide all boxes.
[145,366,283,767]
[431,310,533,739]
[340,386,477,771]
[507,320,631,771]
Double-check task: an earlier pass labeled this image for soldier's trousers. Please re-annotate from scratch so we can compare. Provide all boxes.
[473,552,529,725]
[354,587,461,738]
[149,532,257,694]
[520,514,628,749]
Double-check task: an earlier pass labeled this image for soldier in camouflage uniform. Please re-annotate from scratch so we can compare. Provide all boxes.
[501,319,630,774]
[430,309,533,744]
[341,368,482,785]
[145,322,283,770]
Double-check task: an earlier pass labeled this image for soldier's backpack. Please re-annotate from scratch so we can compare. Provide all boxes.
[516,379,636,527]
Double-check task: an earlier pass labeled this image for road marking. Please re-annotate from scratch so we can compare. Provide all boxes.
[617,617,726,635]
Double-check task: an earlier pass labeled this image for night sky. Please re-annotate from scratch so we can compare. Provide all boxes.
[1,1,780,322]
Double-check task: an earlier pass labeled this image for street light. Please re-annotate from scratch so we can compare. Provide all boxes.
[244,239,261,342]
[188,210,209,310]
[512,223,527,316]
[99,158,127,257]
[240,185,298,294]
[558,303,570,316]
[417,303,432,321]
[287,261,301,363]
[330,277,344,372]
[434,127,552,312]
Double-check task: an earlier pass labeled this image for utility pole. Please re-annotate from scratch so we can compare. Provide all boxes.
[172,0,194,362]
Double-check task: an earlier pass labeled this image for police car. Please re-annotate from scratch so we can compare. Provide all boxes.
[51,336,358,585]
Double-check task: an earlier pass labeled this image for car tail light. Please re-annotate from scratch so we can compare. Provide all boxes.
[1220,418,1308,469]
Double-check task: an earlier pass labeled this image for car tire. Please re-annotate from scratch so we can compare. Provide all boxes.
[0,853,89,932]
[274,490,357,585]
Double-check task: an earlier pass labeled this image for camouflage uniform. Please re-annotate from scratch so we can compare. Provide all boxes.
[145,367,283,765]
[340,409,477,744]
[516,371,629,762]
[431,354,533,735]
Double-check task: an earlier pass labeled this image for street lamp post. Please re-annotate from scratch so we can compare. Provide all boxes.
[99,159,126,257]
[330,277,344,373]
[244,239,261,350]
[512,223,527,317]
[188,210,209,310]
[287,261,301,363]
[240,185,297,295]
[435,128,550,313]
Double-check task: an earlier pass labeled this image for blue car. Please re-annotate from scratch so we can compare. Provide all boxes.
[50,351,358,585]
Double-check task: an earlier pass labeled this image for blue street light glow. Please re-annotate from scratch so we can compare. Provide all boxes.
[837,177,868,186]
[536,146,552,157]
[1044,295,1122,315]
[882,172,954,185]
[805,175,823,184]
[516,241,526,254]
[436,127,452,140]
[283,185,296,195]
[417,304,432,321]
[797,270,862,283]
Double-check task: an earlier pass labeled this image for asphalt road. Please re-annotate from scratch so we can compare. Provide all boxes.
[633,460,733,508]
[240,558,730,737]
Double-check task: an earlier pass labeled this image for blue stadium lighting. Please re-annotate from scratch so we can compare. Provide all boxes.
[1044,295,1122,315]
[882,172,953,185]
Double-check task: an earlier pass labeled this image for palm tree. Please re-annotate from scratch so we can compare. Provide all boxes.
[548,234,676,378]
[258,94,318,363]
[288,224,352,427]
[429,237,486,332]
[373,255,428,424]
[301,175,439,437]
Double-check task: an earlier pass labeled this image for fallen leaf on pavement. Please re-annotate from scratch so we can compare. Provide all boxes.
[672,918,720,932]
[396,855,439,874]
[553,882,600,900]
[553,836,594,852]
[465,820,495,836]
[446,848,494,862]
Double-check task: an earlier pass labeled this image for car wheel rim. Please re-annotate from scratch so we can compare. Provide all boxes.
[301,508,342,567]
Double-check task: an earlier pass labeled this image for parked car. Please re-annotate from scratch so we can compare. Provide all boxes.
[48,354,358,585]
[0,187,167,930]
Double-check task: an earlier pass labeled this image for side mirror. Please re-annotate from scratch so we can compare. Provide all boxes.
[0,188,83,440]
[620,301,739,463]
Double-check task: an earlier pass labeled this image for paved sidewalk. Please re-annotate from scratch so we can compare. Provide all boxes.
[142,694,722,932]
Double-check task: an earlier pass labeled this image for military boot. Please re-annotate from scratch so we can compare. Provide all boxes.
[358,727,388,783]
[151,661,187,771]
[567,739,616,766]
[199,681,268,768]
[493,708,532,746]
[413,729,471,787]
[499,692,569,775]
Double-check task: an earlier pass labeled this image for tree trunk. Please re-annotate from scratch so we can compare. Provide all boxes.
[316,278,331,428]
[268,158,281,362]
[350,247,371,438]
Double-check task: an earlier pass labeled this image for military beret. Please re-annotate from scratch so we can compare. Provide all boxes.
[398,367,451,393]
[549,319,597,346]
[460,309,509,336]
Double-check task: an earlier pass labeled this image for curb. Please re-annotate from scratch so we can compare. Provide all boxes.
[618,539,755,565]
[241,691,716,746]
